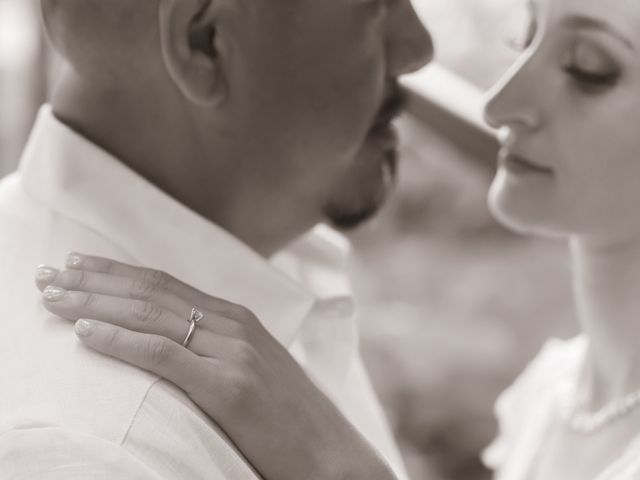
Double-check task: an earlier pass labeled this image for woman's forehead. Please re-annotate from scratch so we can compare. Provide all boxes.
[536,0,640,41]
[541,0,640,24]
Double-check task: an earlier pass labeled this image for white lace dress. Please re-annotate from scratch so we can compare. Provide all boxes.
[483,337,640,479]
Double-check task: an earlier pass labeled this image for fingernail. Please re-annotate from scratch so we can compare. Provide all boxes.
[35,265,59,283]
[43,285,67,302]
[66,252,83,268]
[75,319,95,337]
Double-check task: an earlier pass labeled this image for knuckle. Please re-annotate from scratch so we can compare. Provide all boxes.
[143,269,172,290]
[230,339,259,369]
[74,269,88,289]
[144,337,175,365]
[229,304,258,324]
[103,259,115,275]
[228,321,252,341]
[239,307,258,323]
[133,301,163,323]
[60,269,87,289]
[229,317,263,345]
[222,365,259,405]
[103,327,122,349]
[129,278,159,300]
[74,291,96,308]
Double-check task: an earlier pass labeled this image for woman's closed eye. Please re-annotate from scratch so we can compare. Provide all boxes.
[563,41,621,91]
[563,65,619,87]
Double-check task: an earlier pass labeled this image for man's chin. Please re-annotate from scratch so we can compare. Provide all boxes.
[323,152,397,231]
[325,201,384,231]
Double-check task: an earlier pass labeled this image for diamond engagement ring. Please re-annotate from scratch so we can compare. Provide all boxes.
[182,307,204,348]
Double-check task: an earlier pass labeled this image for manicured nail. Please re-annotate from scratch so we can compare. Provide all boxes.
[43,285,67,302]
[66,252,83,268]
[35,265,59,283]
[75,319,95,338]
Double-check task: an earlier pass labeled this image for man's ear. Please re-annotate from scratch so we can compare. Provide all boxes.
[158,0,225,106]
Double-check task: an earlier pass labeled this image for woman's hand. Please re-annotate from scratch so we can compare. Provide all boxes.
[35,253,396,480]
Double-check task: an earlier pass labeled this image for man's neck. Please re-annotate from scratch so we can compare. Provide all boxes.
[51,72,313,258]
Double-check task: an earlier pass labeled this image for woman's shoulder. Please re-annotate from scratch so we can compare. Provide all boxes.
[510,335,587,397]
[483,335,587,470]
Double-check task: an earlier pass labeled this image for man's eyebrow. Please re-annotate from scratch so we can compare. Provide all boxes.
[561,15,634,51]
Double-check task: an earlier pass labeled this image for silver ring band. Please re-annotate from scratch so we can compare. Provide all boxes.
[182,320,197,347]
[182,307,204,348]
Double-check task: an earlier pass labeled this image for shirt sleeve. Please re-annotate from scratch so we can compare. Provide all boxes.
[0,426,164,480]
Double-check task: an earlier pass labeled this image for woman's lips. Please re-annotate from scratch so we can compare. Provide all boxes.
[500,150,554,176]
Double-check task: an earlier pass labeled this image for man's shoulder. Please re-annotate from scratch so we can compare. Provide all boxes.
[0,305,257,478]
[0,295,166,443]
[0,170,204,454]
[0,380,258,479]
[0,172,42,225]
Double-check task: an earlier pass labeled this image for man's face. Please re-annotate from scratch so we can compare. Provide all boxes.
[217,0,433,230]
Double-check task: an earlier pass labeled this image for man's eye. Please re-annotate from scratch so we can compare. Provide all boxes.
[563,65,620,90]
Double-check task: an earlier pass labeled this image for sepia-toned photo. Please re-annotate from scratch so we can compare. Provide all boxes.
[1,1,637,479]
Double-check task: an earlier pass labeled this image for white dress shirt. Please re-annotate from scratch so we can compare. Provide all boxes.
[0,106,406,479]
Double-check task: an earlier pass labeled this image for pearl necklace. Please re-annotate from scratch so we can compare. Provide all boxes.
[556,377,640,434]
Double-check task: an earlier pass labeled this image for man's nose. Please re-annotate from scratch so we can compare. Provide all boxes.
[386,1,434,76]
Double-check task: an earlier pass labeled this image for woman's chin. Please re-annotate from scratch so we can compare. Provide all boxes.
[488,180,566,239]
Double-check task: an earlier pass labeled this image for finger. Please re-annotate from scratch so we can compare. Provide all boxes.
[42,287,187,344]
[36,266,195,320]
[42,286,240,352]
[35,265,61,291]
[74,319,216,396]
[64,253,251,319]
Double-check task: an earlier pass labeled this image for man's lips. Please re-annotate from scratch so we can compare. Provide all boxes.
[370,123,399,151]
[367,85,406,151]
[499,149,554,175]
[374,87,408,128]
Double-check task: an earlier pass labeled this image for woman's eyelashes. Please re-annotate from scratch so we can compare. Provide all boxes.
[563,42,621,91]
[563,65,619,88]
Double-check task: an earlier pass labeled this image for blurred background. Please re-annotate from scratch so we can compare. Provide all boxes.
[0,1,578,479]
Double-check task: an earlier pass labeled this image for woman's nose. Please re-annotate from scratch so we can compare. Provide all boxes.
[483,57,541,130]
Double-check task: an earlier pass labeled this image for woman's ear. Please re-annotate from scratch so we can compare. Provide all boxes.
[158,0,226,106]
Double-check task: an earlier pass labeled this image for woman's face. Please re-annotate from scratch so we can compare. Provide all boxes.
[485,0,640,242]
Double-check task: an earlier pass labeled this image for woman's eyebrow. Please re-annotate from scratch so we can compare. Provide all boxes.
[561,14,634,51]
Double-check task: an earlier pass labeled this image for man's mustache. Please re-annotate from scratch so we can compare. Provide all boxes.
[375,82,409,126]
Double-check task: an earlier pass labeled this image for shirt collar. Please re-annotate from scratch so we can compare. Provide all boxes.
[19,105,316,346]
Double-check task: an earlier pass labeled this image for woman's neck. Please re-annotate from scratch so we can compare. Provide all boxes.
[571,235,640,407]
